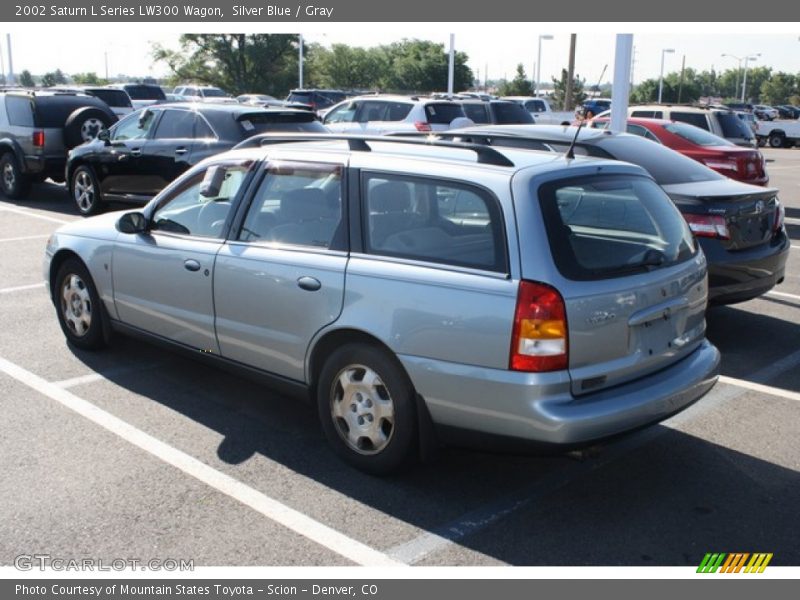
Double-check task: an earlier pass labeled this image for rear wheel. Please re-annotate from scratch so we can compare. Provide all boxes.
[317,344,418,475]
[768,132,786,148]
[71,165,104,216]
[54,258,107,350]
[0,152,32,199]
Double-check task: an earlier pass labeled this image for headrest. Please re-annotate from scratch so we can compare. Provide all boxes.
[280,188,328,220]
[370,181,411,213]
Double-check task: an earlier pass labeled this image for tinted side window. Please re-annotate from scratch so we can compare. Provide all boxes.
[525,100,546,113]
[153,110,196,139]
[631,110,663,118]
[462,103,489,123]
[5,97,34,127]
[424,103,465,124]
[325,103,357,124]
[239,162,343,249]
[358,101,388,122]
[492,102,534,124]
[112,110,156,141]
[363,174,505,272]
[670,112,709,131]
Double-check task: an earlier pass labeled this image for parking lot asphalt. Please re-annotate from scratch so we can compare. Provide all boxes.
[1,147,798,568]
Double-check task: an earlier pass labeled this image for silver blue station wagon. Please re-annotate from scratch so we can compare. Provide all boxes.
[45,134,721,474]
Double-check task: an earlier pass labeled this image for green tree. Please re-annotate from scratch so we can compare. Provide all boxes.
[551,69,586,108]
[760,72,797,106]
[40,69,67,88]
[72,72,107,85]
[308,44,386,90]
[498,64,532,96]
[153,34,300,97]
[380,39,473,93]
[18,70,35,87]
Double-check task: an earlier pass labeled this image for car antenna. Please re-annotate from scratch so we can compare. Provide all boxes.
[565,119,586,160]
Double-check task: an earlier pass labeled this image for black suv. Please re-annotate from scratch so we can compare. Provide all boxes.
[458,100,534,125]
[0,91,117,199]
[66,102,328,215]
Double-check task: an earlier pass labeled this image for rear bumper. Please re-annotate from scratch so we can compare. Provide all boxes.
[702,232,790,304]
[400,339,720,446]
[24,155,66,179]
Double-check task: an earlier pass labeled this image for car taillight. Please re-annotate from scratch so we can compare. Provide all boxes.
[774,201,785,233]
[414,121,432,132]
[684,214,730,240]
[701,158,738,172]
[510,281,568,372]
[32,131,45,147]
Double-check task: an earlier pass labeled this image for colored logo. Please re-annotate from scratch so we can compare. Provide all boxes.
[697,552,773,573]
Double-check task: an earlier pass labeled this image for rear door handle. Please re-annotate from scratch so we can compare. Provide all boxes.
[184,259,201,272]
[175,147,188,155]
[130,149,142,157]
[297,276,321,291]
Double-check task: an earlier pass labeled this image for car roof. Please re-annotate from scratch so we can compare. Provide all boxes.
[146,102,309,116]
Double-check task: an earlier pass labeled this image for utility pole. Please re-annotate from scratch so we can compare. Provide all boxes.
[564,34,576,111]
[298,34,304,89]
[447,34,455,95]
[677,55,686,104]
[6,34,14,85]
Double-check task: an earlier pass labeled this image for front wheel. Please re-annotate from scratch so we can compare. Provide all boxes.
[54,258,107,350]
[768,133,786,148]
[317,344,418,475]
[71,165,104,216]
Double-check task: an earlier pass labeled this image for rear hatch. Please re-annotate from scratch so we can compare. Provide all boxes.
[662,179,780,251]
[235,111,328,138]
[534,173,707,396]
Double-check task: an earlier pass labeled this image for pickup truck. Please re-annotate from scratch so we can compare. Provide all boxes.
[756,119,800,148]
[501,96,574,125]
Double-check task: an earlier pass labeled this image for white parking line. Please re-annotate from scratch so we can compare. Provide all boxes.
[0,355,404,568]
[766,290,800,302]
[0,282,46,295]
[719,376,800,403]
[53,362,167,389]
[785,217,800,226]
[0,206,72,225]
[0,234,50,243]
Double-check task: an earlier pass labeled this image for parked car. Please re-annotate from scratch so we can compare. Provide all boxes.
[106,83,167,110]
[66,103,328,215]
[590,117,768,185]
[236,94,282,106]
[47,86,134,118]
[580,98,612,118]
[755,118,800,148]
[431,125,789,305]
[501,96,574,125]
[775,105,800,119]
[285,89,347,113]
[45,133,720,473]
[616,105,757,147]
[458,99,534,124]
[0,90,117,198]
[173,85,232,102]
[753,105,779,121]
[735,110,759,135]
[322,95,467,134]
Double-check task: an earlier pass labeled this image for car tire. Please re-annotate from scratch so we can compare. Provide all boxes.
[317,343,418,475]
[63,107,114,149]
[54,258,107,351]
[768,132,786,148]
[71,165,104,216]
[0,152,32,199]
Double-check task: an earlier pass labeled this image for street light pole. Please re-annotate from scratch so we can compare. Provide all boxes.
[721,53,742,99]
[298,34,304,89]
[658,48,674,104]
[535,34,553,98]
[741,54,760,102]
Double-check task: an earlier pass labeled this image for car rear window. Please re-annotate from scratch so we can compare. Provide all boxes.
[424,103,465,124]
[236,112,328,137]
[201,88,227,98]
[631,110,663,118]
[717,112,755,140]
[461,103,489,123]
[662,122,732,147]
[669,112,709,131]
[538,174,696,280]
[5,96,34,127]
[124,85,166,101]
[491,102,534,124]
[87,89,132,108]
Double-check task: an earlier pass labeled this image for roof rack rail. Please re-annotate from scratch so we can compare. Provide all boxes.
[233,133,515,167]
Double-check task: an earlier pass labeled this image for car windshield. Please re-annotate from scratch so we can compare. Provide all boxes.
[124,85,166,101]
[87,89,132,108]
[202,88,227,97]
[662,122,732,147]
[538,174,697,280]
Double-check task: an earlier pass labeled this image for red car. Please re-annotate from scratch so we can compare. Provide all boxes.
[591,117,768,186]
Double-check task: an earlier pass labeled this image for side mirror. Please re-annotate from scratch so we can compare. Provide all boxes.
[200,165,226,198]
[116,212,147,234]
[97,129,110,145]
